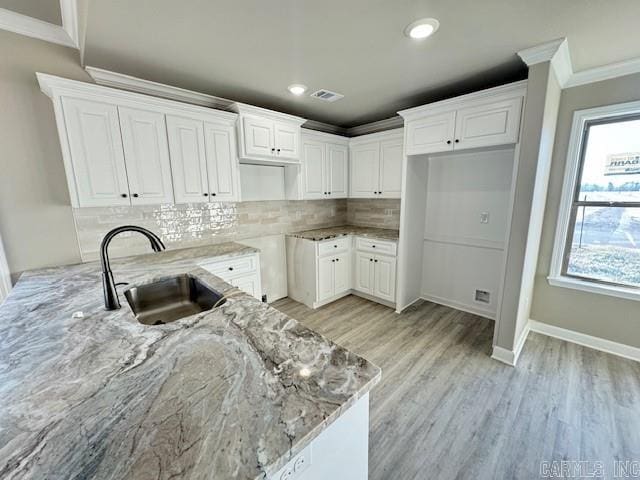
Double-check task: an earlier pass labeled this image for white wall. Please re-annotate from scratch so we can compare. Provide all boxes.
[421,148,515,318]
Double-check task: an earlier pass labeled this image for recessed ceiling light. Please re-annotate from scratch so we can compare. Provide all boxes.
[404,18,440,39]
[287,84,307,96]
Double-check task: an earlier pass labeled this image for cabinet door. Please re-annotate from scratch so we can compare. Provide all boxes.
[273,121,299,160]
[454,97,522,150]
[301,139,326,199]
[166,115,209,204]
[317,256,335,302]
[373,254,396,302]
[327,143,349,198]
[405,111,456,156]
[354,251,374,295]
[350,142,380,198]
[118,107,174,205]
[333,252,351,295]
[230,274,261,300]
[62,97,130,207]
[242,116,274,158]
[204,122,238,201]
[379,139,403,198]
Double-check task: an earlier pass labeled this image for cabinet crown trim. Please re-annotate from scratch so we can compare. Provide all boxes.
[348,128,404,146]
[398,80,527,121]
[301,128,349,145]
[37,73,238,125]
[231,102,306,126]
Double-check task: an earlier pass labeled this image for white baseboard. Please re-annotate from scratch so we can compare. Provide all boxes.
[491,322,531,367]
[491,345,516,365]
[529,319,640,363]
[421,294,496,321]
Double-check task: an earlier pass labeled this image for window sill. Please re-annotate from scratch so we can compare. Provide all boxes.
[547,275,640,302]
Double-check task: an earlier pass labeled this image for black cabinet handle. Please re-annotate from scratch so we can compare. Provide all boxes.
[132,193,139,198]
[334,245,338,248]
[336,258,339,262]
[277,148,281,153]
[455,139,460,143]
[374,259,378,263]
[446,140,452,145]
[203,193,209,197]
[370,258,373,262]
[228,267,234,271]
[121,193,128,198]
[211,193,216,196]
[372,245,376,248]
[332,259,335,263]
[271,148,275,152]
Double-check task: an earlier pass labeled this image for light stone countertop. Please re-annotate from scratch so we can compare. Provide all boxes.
[0,241,381,480]
[288,225,399,242]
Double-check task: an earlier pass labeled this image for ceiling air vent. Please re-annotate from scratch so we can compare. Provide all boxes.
[310,89,344,102]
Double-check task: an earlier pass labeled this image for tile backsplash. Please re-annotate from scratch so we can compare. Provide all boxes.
[74,200,346,261]
[346,199,401,230]
[73,198,401,262]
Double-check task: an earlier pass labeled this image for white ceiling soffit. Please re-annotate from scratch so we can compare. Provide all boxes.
[517,38,640,89]
[0,0,78,49]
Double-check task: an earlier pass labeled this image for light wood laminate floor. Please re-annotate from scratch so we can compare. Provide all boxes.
[273,295,640,480]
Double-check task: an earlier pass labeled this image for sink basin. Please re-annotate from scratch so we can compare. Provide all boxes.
[124,274,226,325]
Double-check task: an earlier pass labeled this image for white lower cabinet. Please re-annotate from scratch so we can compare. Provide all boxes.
[286,235,397,309]
[318,252,350,303]
[353,251,396,302]
[200,253,262,300]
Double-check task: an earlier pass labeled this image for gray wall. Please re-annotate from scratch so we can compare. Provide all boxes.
[531,72,640,349]
[0,30,91,279]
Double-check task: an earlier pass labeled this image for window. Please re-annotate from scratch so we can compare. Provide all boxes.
[550,101,640,300]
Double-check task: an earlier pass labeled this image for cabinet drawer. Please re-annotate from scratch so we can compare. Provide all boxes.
[318,237,351,256]
[201,254,258,279]
[355,237,397,256]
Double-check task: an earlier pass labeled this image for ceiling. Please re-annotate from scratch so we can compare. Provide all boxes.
[0,0,61,25]
[77,0,640,128]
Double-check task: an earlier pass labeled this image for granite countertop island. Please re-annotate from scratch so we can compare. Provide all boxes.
[289,225,399,242]
[0,242,381,479]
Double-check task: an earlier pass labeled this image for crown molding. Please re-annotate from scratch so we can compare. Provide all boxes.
[0,5,77,49]
[301,128,349,144]
[37,72,238,124]
[230,102,306,126]
[85,66,235,111]
[518,38,573,87]
[517,38,567,66]
[302,120,349,137]
[60,0,79,48]
[398,80,528,121]
[346,116,404,137]
[566,56,640,88]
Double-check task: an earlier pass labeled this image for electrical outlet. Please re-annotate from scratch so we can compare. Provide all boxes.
[480,212,490,224]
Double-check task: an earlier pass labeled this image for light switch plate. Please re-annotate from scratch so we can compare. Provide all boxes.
[480,212,490,224]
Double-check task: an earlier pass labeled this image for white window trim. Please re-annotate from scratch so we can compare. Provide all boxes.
[548,99,640,301]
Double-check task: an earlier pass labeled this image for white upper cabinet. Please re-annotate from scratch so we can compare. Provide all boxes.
[232,103,305,164]
[379,139,403,198]
[273,121,300,159]
[349,129,403,199]
[301,138,326,199]
[242,116,274,158]
[399,81,526,156]
[166,115,209,204]
[350,143,380,198]
[118,106,174,205]
[405,111,456,156]
[327,143,349,198]
[39,74,239,208]
[204,122,239,201]
[300,130,349,200]
[62,97,131,207]
[454,97,522,150]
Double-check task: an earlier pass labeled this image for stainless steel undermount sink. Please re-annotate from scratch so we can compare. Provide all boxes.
[124,274,226,325]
